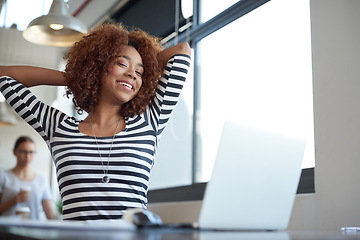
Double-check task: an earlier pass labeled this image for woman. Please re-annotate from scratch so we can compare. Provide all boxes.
[0,23,191,221]
[0,136,56,219]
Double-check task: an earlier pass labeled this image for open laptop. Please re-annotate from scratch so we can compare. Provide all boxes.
[196,120,307,231]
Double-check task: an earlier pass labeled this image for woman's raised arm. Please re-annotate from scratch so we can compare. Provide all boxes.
[0,66,65,87]
[158,42,191,71]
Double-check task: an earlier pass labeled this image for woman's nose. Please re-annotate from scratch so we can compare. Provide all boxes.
[126,71,136,80]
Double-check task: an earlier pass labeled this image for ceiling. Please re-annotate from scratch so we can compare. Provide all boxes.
[68,0,186,39]
[67,0,123,29]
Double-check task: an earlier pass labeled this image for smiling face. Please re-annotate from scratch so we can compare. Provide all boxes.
[100,45,144,106]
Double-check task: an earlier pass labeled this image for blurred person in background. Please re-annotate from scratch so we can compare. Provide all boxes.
[0,136,56,220]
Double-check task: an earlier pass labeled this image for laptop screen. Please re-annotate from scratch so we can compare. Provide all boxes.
[198,121,307,230]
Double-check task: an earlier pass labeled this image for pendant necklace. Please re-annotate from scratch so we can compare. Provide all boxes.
[90,116,122,183]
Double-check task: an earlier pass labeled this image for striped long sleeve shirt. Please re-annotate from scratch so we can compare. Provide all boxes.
[0,54,191,221]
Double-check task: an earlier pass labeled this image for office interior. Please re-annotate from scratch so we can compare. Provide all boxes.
[0,0,359,232]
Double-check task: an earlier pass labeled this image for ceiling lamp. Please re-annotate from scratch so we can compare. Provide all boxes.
[23,0,88,47]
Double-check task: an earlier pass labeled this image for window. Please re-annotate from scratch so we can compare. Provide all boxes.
[148,0,314,200]
[196,0,314,182]
[148,51,195,189]
[200,0,239,23]
[0,0,52,30]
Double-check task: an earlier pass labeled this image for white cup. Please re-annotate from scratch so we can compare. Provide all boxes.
[15,206,31,219]
[20,185,32,193]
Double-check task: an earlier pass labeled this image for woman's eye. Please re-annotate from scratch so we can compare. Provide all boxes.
[136,71,143,76]
[117,62,127,67]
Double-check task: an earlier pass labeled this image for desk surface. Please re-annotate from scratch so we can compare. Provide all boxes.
[1,226,360,240]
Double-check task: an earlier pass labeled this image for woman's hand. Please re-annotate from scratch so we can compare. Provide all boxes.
[158,42,191,71]
[0,191,29,215]
[15,190,30,203]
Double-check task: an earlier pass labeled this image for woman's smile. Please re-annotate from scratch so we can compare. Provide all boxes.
[117,80,135,91]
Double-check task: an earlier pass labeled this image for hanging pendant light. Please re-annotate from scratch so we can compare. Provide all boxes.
[23,0,88,47]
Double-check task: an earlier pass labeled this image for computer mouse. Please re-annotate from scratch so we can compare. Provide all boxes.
[122,208,163,227]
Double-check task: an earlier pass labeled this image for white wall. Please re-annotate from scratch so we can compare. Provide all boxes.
[311,0,360,230]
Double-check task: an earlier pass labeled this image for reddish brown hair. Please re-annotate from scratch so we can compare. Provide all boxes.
[64,23,163,117]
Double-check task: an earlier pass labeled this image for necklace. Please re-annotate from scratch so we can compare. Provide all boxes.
[90,116,122,183]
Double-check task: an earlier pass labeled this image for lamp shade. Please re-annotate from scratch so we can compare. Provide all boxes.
[23,0,88,47]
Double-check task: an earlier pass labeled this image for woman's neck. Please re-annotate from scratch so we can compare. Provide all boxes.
[91,101,123,125]
[12,166,35,181]
[79,105,125,137]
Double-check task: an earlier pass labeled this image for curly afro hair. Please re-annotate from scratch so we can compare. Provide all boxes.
[64,23,163,118]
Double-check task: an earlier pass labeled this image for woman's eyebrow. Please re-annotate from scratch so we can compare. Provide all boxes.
[118,55,144,68]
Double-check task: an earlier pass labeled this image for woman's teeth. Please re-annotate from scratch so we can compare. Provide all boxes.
[120,82,133,89]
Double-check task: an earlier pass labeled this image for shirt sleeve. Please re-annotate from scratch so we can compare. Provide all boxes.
[148,54,191,137]
[0,76,67,146]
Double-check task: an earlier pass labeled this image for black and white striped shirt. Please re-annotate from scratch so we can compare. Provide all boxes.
[0,54,190,221]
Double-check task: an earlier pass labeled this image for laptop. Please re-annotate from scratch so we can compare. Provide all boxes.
[196,120,307,231]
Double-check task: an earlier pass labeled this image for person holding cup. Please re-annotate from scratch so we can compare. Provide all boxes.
[0,136,56,220]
